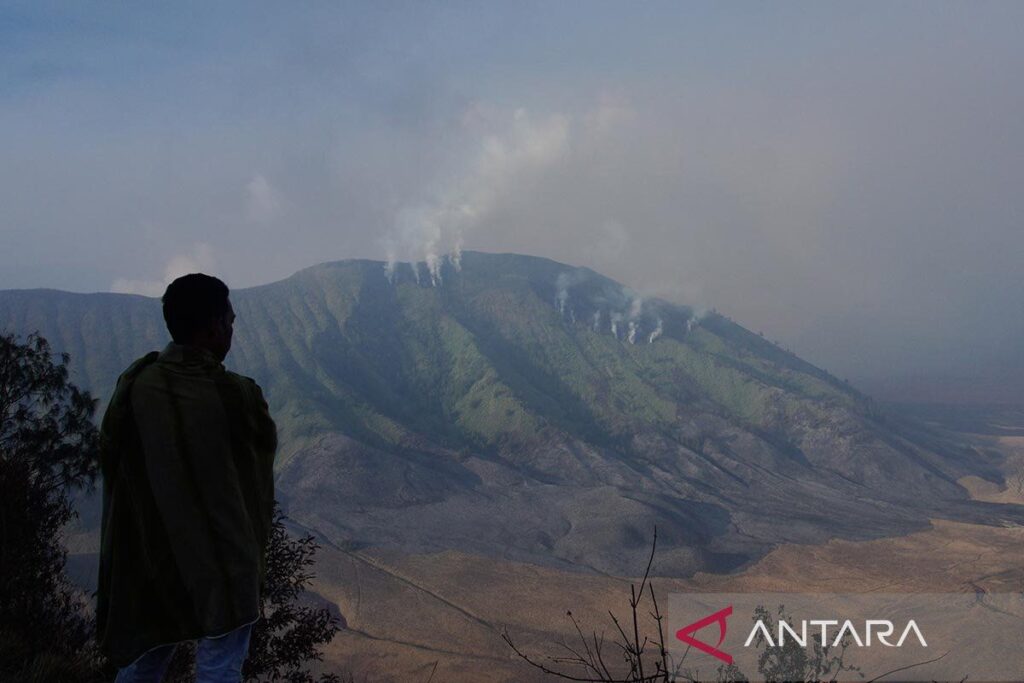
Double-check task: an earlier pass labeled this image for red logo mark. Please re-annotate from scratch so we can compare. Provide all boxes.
[675,605,733,665]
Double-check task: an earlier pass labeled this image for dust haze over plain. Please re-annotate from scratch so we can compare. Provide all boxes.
[2,2,1022,398]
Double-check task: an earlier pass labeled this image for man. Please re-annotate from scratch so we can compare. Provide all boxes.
[96,273,277,682]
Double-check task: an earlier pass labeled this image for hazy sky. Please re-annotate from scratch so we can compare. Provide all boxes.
[2,2,1022,388]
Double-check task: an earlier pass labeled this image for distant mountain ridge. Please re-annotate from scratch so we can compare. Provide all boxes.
[1,251,1017,576]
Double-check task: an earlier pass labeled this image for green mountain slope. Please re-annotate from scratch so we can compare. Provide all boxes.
[1,251,1016,576]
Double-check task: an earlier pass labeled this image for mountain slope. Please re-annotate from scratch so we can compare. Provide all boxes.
[0,251,1015,576]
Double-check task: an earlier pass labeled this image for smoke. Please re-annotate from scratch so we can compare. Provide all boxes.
[555,269,590,316]
[648,318,663,343]
[382,107,569,285]
[626,293,644,343]
[111,242,217,297]
[547,266,708,349]
[628,295,643,320]
[245,174,282,223]
[555,274,569,315]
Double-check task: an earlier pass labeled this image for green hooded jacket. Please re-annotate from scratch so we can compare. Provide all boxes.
[96,342,277,667]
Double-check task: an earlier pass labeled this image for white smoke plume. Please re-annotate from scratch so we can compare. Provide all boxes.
[628,295,643,320]
[610,312,623,339]
[383,107,570,285]
[555,269,589,316]
[685,307,711,333]
[648,318,663,343]
[627,321,638,344]
[111,242,217,297]
[592,310,601,331]
[556,284,568,315]
[245,174,282,223]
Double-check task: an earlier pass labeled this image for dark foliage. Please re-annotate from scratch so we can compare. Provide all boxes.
[0,331,100,496]
[504,530,948,683]
[1,330,344,681]
[163,506,343,683]
[0,331,103,681]
[503,527,680,682]
[244,506,343,682]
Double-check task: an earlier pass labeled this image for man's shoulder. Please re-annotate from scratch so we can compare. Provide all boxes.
[129,359,264,393]
[223,369,262,390]
[113,352,161,393]
[122,351,161,378]
[221,370,271,410]
[101,352,161,429]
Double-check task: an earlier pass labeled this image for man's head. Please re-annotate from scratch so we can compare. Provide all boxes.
[161,274,235,361]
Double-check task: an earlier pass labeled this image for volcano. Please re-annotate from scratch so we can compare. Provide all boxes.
[0,251,1014,577]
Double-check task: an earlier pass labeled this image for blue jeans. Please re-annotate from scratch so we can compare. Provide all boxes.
[114,622,254,683]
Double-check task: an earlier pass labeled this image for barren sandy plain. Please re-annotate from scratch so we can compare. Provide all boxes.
[307,427,1024,682]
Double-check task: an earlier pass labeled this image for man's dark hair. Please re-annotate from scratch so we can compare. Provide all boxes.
[161,273,230,344]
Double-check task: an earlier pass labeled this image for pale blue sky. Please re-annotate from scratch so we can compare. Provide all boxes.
[2,2,1023,389]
